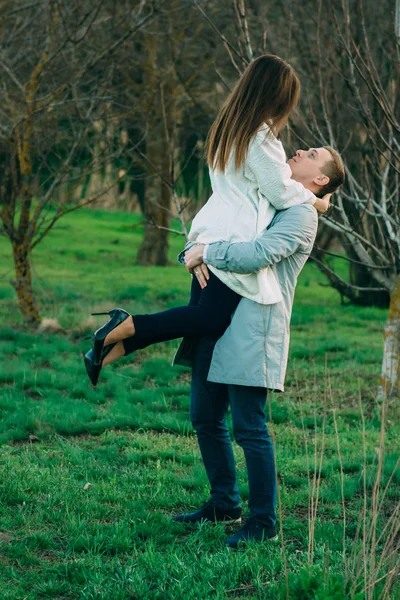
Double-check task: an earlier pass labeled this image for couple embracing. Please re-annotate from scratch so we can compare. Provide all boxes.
[84,55,345,549]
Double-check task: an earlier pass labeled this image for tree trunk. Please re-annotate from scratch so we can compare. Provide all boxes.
[349,260,390,308]
[11,242,41,327]
[136,141,170,266]
[135,13,187,266]
[136,28,170,266]
[379,277,400,398]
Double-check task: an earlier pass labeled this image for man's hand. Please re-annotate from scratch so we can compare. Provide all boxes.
[184,243,205,270]
[313,193,332,216]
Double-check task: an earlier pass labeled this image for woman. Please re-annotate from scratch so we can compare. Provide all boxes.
[84,55,331,385]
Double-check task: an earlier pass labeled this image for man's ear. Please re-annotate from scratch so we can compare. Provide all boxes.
[314,174,330,186]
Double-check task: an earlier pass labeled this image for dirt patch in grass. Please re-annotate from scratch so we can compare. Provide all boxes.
[36,360,54,370]
[175,372,192,385]
[0,532,13,543]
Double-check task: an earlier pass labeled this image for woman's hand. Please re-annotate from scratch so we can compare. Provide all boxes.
[313,193,332,216]
[191,262,210,289]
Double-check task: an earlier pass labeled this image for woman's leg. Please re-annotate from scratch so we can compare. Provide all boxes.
[228,384,277,529]
[102,341,125,367]
[104,316,135,345]
[122,272,241,356]
[99,276,204,369]
[103,274,204,347]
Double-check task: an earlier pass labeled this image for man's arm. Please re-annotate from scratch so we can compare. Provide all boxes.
[203,204,318,274]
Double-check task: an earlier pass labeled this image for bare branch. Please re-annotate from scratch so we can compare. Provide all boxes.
[309,256,388,294]
[234,0,253,63]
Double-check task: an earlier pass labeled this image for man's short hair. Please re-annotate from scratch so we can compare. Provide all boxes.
[320,146,345,195]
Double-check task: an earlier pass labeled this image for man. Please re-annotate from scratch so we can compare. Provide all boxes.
[171,146,345,548]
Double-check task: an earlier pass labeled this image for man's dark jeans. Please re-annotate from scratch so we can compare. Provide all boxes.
[190,335,277,528]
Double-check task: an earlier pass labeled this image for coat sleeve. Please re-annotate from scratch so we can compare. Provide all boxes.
[246,132,317,209]
[204,205,318,274]
[177,241,197,265]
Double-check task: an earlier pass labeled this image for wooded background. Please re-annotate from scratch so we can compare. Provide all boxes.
[0,0,399,394]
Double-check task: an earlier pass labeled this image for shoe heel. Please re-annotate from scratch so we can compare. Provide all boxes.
[89,308,130,365]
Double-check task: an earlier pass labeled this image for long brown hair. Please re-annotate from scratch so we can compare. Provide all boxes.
[206,55,300,172]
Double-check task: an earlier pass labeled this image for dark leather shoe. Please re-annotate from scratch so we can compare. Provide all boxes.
[224,516,278,548]
[172,500,242,524]
[84,344,115,386]
[90,308,130,365]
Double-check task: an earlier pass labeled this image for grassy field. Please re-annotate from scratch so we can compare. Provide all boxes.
[0,208,399,599]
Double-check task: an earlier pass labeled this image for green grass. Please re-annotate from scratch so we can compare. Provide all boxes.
[0,208,398,599]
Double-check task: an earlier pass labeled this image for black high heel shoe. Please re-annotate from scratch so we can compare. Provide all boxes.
[84,343,116,386]
[90,308,130,365]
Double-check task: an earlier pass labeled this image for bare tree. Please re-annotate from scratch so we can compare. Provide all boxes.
[0,0,158,326]
[135,19,182,266]
[297,0,400,397]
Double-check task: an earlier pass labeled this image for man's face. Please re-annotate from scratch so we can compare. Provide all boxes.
[288,147,331,191]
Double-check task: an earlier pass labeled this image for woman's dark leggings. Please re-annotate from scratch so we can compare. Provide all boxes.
[123,272,241,356]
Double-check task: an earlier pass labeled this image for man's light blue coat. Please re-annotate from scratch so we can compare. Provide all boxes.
[173,204,318,392]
